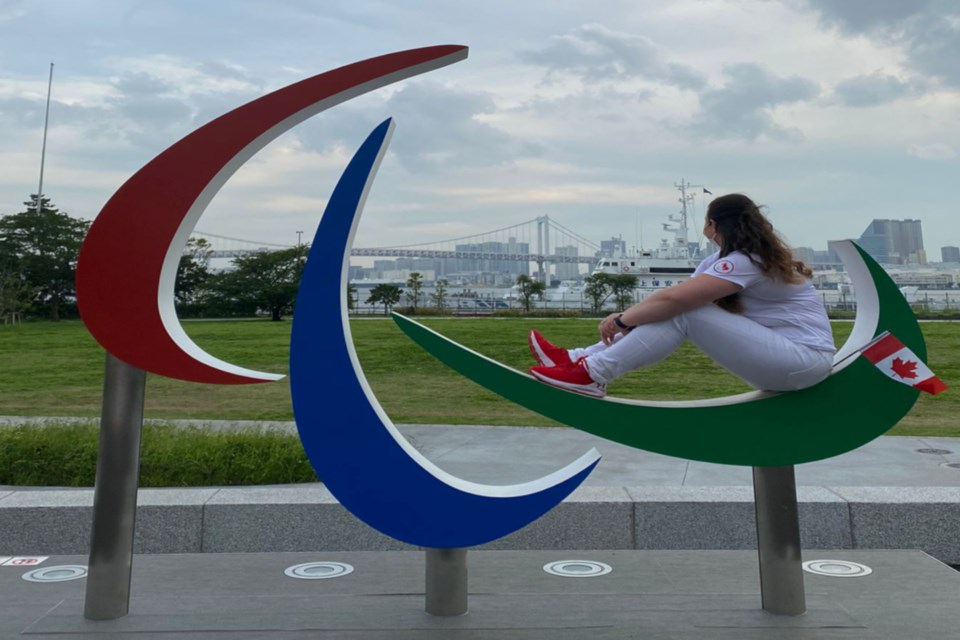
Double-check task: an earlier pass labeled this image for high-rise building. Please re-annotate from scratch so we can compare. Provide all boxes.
[373,259,396,272]
[856,219,924,264]
[813,250,832,265]
[600,237,627,257]
[942,246,960,263]
[792,246,816,266]
[396,257,445,277]
[449,240,530,277]
[347,265,368,281]
[554,245,580,281]
[825,240,847,266]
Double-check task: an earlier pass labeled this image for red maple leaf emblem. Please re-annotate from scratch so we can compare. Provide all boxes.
[890,358,919,379]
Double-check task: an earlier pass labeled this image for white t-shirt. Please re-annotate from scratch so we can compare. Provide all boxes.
[694,251,835,353]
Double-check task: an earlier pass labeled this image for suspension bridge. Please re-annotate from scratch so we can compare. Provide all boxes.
[195,215,603,275]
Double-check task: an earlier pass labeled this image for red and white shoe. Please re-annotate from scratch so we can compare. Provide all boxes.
[528,329,572,367]
[529,357,607,398]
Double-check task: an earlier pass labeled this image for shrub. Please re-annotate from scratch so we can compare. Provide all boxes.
[0,423,318,487]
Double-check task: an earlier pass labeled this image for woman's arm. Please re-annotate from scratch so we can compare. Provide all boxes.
[598,275,741,344]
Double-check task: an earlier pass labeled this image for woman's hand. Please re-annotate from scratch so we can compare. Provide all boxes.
[596,276,742,344]
[599,313,627,345]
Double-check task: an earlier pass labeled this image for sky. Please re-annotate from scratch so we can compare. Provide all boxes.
[1,0,959,257]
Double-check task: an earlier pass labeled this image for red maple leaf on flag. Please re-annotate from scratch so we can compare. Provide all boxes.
[891,357,919,379]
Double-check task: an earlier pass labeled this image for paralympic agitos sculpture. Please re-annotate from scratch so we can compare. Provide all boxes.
[75,45,939,550]
[75,45,600,548]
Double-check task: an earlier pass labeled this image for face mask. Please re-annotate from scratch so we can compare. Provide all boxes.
[704,220,716,243]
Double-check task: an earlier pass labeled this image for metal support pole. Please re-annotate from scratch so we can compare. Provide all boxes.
[36,62,54,212]
[425,548,468,616]
[753,465,806,615]
[84,354,146,620]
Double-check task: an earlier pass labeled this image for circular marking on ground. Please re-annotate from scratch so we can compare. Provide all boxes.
[543,560,612,578]
[284,561,354,580]
[941,463,960,470]
[802,559,872,578]
[916,448,953,455]
[21,565,87,583]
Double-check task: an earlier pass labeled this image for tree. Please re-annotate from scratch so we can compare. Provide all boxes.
[515,274,546,312]
[0,195,90,320]
[609,273,639,312]
[583,273,638,313]
[207,245,307,321]
[431,279,449,312]
[175,237,213,314]
[347,283,357,311]
[0,232,29,319]
[0,270,33,320]
[367,283,402,315]
[583,273,612,314]
[405,272,424,312]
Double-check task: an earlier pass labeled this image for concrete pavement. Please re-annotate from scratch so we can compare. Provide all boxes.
[1,419,959,638]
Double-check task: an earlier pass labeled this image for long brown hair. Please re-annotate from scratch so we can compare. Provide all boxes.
[707,193,811,312]
[708,193,811,281]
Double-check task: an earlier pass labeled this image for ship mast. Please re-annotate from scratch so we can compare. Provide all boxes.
[674,179,700,231]
[673,179,708,256]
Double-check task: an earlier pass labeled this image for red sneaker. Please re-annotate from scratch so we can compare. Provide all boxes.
[529,357,607,398]
[528,329,572,367]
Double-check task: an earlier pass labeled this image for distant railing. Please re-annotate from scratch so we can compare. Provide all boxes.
[350,248,594,264]
[347,291,960,316]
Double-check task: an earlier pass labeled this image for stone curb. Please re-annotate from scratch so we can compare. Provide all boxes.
[1,485,958,564]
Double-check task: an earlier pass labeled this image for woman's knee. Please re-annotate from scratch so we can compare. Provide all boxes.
[782,355,833,390]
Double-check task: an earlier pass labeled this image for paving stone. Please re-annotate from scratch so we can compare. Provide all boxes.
[481,487,634,550]
[202,486,412,552]
[833,487,960,564]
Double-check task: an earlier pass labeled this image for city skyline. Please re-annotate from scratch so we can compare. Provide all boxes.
[209,214,956,268]
[2,1,959,253]
[348,215,960,290]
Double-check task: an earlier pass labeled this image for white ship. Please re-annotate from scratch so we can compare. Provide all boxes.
[592,180,709,288]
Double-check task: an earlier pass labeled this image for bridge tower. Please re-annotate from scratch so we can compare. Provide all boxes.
[536,215,551,283]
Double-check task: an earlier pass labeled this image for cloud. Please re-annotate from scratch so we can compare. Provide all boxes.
[103,55,262,97]
[386,81,545,171]
[833,72,915,106]
[294,80,532,173]
[904,12,960,88]
[805,0,934,33]
[518,23,705,90]
[0,95,46,128]
[0,0,24,21]
[0,56,275,174]
[805,0,960,88]
[88,58,266,150]
[906,143,956,160]
[689,64,819,141]
[109,73,193,130]
[512,86,656,126]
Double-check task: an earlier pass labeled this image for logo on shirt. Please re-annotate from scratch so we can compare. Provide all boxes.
[713,259,735,275]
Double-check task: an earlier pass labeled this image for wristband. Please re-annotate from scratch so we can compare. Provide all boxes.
[613,314,634,330]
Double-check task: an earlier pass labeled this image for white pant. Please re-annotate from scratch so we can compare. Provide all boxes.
[569,305,834,391]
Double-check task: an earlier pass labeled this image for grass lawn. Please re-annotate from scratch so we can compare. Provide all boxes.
[0,317,957,437]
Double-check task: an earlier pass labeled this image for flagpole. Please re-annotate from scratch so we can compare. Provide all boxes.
[36,62,54,213]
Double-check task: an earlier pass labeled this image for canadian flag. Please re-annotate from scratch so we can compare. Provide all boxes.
[861,331,948,395]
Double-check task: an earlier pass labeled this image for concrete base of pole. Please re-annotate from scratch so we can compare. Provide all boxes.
[753,465,806,616]
[425,548,468,616]
[84,354,146,621]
